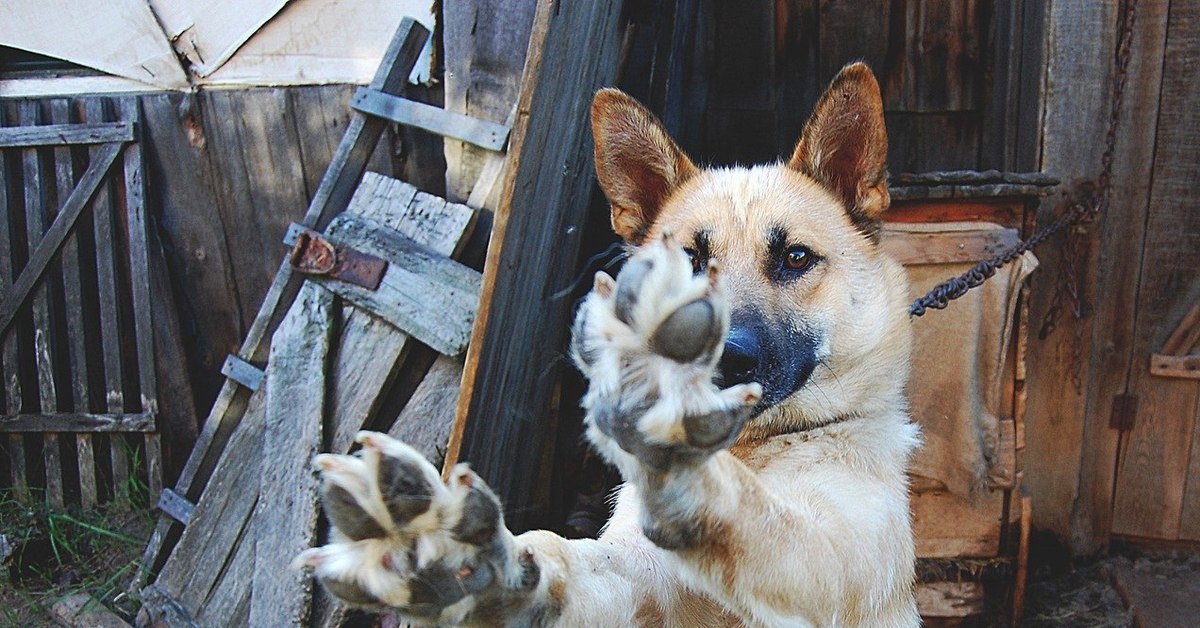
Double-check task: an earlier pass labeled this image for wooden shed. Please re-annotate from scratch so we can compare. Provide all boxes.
[1,0,1198,625]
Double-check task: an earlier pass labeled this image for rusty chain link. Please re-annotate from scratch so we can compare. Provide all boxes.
[910,0,1141,337]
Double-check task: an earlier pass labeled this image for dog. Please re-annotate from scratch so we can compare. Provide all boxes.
[294,62,920,627]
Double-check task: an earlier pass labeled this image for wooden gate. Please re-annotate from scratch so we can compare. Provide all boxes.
[0,98,167,510]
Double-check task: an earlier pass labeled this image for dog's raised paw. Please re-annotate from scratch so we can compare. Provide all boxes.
[294,432,537,623]
[572,235,762,474]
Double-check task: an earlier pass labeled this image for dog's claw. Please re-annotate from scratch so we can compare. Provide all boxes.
[295,432,535,623]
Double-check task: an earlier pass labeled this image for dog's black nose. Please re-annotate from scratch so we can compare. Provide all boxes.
[719,328,760,385]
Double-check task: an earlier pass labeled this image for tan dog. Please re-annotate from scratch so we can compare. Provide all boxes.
[295,62,920,627]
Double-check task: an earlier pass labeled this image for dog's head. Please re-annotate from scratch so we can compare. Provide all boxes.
[591,63,911,436]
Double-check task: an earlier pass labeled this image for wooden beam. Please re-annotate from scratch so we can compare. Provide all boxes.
[1023,0,1122,548]
[351,88,511,151]
[249,283,333,626]
[447,0,627,531]
[0,412,156,432]
[0,122,134,148]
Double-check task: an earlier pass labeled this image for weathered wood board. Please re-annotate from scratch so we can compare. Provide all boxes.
[140,171,478,624]
[447,0,627,533]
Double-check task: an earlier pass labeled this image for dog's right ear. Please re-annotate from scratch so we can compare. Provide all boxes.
[592,89,697,244]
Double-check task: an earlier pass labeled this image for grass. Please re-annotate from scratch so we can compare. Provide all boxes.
[0,441,155,626]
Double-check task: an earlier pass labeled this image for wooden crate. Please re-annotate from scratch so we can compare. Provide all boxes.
[885,173,1053,624]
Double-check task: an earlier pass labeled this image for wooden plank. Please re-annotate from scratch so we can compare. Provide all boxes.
[50,100,98,511]
[249,284,333,627]
[7,436,28,501]
[83,100,129,503]
[120,100,158,420]
[916,581,986,618]
[1069,0,1170,553]
[912,488,1004,558]
[1180,395,1200,541]
[17,102,64,509]
[1111,0,1200,541]
[351,89,511,151]
[881,0,981,113]
[0,412,158,433]
[317,213,482,356]
[880,224,1021,266]
[446,0,650,531]
[0,108,28,501]
[1161,301,1200,356]
[136,92,244,407]
[151,385,267,617]
[442,0,538,201]
[0,141,123,339]
[389,355,464,462]
[324,175,476,454]
[1022,1,1120,545]
[0,122,134,148]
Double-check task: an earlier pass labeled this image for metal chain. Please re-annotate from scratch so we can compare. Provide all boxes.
[910,0,1140,318]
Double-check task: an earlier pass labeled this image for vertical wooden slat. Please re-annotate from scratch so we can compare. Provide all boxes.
[19,101,65,508]
[51,99,99,510]
[85,99,128,500]
[249,283,333,626]
[119,99,160,500]
[1022,1,1118,542]
[1069,0,1170,552]
[447,0,627,531]
[1,108,29,500]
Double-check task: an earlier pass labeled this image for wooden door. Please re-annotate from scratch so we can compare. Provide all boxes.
[1106,2,1200,542]
[0,98,164,510]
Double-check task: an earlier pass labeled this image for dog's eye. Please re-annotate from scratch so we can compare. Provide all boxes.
[783,246,814,272]
[683,248,702,274]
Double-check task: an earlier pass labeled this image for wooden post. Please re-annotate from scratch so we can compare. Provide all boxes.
[447,0,627,531]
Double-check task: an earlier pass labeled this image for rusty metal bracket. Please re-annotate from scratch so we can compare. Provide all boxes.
[287,227,387,290]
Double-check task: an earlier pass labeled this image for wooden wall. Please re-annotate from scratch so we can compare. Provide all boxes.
[1026,0,1200,552]
[630,0,1044,174]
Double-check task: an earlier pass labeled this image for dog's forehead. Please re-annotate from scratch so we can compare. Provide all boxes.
[654,165,858,250]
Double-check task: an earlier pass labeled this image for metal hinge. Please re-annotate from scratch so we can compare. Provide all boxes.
[286,225,388,290]
[1109,392,1138,431]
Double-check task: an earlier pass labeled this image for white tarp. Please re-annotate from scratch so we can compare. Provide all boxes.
[0,0,435,95]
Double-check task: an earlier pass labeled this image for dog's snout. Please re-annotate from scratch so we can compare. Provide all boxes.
[719,328,760,386]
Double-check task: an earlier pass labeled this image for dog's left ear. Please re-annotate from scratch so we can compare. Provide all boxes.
[789,63,890,231]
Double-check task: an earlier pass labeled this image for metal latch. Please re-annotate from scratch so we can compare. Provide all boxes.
[288,228,388,290]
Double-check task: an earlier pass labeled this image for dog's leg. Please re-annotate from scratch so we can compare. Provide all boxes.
[295,431,704,626]
[571,236,919,626]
